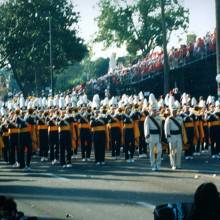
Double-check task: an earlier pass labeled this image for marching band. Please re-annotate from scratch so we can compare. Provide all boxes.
[0,91,220,171]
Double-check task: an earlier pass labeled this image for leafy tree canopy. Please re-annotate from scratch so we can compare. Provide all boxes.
[55,55,109,92]
[0,0,87,95]
[95,0,189,56]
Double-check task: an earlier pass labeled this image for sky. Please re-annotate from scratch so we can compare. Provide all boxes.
[73,0,216,59]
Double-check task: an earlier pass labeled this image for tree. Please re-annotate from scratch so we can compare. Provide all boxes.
[187,33,197,44]
[55,56,109,92]
[0,0,87,96]
[95,0,189,56]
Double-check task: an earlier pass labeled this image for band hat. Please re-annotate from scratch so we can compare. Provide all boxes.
[198,100,206,108]
[158,98,164,108]
[101,97,109,107]
[149,93,156,106]
[169,95,178,111]
[191,97,197,107]
[150,102,159,111]
[138,91,144,101]
[164,94,170,106]
[215,100,220,108]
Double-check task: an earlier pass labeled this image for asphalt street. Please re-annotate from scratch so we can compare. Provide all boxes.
[0,151,220,220]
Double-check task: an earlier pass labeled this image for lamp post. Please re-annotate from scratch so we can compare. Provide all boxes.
[49,0,53,96]
[161,0,170,95]
[216,0,220,100]
[216,74,220,100]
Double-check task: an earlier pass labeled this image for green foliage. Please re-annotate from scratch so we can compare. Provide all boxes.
[55,56,109,92]
[95,0,189,56]
[0,0,87,95]
[93,57,109,78]
[187,33,197,44]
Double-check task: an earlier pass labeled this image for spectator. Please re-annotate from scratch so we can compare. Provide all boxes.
[153,182,220,220]
[189,182,220,220]
[79,30,216,93]
[0,195,38,220]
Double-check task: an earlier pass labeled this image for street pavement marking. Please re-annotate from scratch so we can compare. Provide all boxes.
[46,173,70,181]
[136,201,155,210]
[182,169,220,175]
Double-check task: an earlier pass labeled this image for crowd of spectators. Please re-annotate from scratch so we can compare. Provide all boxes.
[76,30,216,96]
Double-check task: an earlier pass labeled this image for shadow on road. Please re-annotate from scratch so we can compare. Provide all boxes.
[0,184,193,206]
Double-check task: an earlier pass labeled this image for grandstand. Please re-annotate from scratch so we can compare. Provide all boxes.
[84,31,217,98]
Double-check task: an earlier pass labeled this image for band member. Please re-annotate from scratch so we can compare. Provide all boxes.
[207,102,220,158]
[8,110,20,167]
[144,94,162,171]
[182,105,195,160]
[77,106,92,161]
[17,110,32,170]
[193,107,204,155]
[130,104,141,154]
[1,118,9,163]
[165,98,187,170]
[65,108,77,159]
[139,109,148,158]
[48,111,59,165]
[37,111,49,161]
[58,111,72,168]
[122,107,135,163]
[108,107,121,159]
[91,109,107,165]
[26,108,38,154]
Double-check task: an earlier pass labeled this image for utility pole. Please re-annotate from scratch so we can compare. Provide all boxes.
[215,0,220,100]
[49,2,53,96]
[161,0,170,95]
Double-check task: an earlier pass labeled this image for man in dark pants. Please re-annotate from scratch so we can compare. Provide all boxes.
[139,110,148,158]
[8,110,20,167]
[37,111,49,162]
[77,106,92,161]
[65,108,77,159]
[207,104,220,159]
[48,112,59,165]
[181,105,195,160]
[108,107,121,159]
[58,111,72,168]
[17,111,32,170]
[91,110,107,165]
[1,119,9,163]
[122,107,135,163]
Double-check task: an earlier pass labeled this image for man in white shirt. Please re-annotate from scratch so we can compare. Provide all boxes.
[144,100,162,171]
[164,101,184,170]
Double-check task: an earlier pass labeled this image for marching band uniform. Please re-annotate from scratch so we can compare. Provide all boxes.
[182,108,195,159]
[108,112,121,159]
[139,110,148,157]
[48,115,59,164]
[91,113,107,165]
[65,109,77,158]
[77,110,92,161]
[202,110,209,152]
[194,112,204,155]
[37,112,49,161]
[58,114,72,167]
[17,113,32,169]
[130,106,141,152]
[26,109,38,154]
[144,97,162,171]
[1,121,9,163]
[165,100,185,170]
[8,112,20,167]
[207,106,220,158]
[122,108,135,162]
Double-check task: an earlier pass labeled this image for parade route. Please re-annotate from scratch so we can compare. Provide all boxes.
[0,153,220,220]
